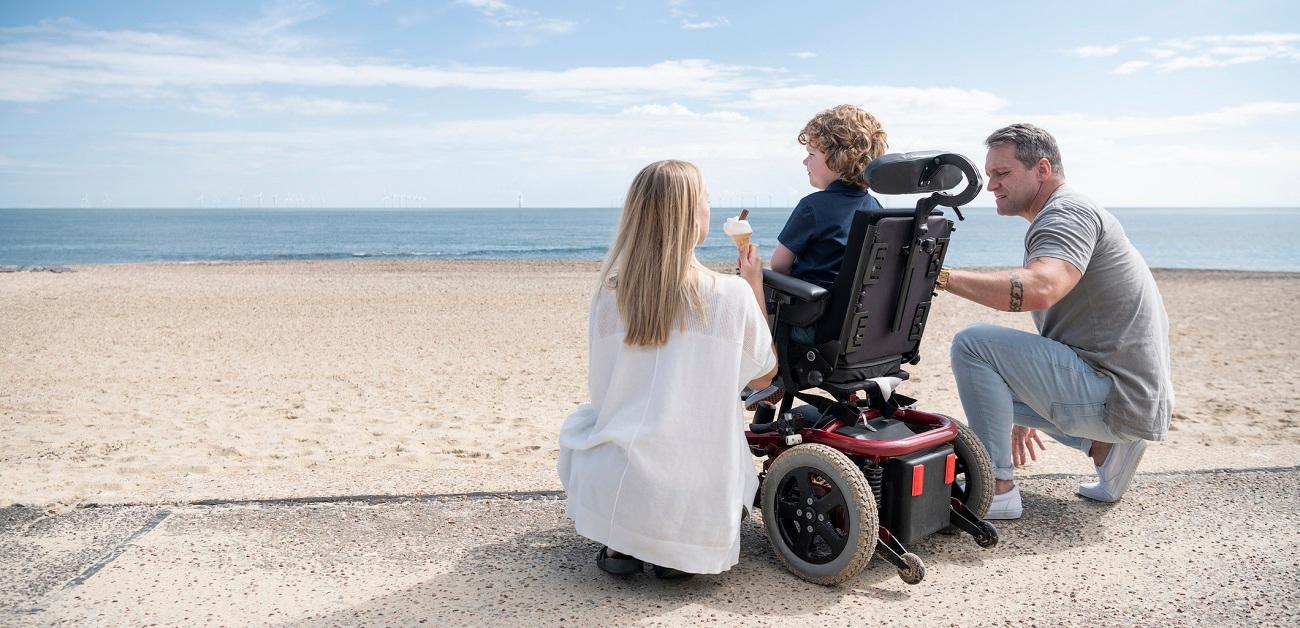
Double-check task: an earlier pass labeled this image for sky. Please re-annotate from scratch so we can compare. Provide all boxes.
[1,0,1298,208]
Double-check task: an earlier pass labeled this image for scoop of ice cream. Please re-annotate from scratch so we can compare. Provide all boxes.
[723,216,752,236]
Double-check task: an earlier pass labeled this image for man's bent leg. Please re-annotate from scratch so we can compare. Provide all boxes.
[1012,400,1090,454]
[952,324,1117,482]
[951,324,1019,483]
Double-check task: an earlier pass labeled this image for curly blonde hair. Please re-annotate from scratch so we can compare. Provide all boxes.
[798,105,888,188]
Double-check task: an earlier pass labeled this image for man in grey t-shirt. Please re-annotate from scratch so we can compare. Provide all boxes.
[940,124,1173,519]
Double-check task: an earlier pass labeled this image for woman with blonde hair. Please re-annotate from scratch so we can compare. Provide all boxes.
[558,159,777,578]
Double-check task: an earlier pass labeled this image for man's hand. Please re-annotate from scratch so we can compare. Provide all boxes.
[1012,426,1046,466]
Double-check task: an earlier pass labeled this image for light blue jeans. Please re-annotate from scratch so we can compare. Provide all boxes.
[950,323,1130,481]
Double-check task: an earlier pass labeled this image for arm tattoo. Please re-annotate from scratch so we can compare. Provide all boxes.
[1009,272,1024,312]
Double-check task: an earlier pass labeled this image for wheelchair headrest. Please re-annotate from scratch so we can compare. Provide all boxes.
[865,151,983,208]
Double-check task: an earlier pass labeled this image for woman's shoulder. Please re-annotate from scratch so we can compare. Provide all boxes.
[700,273,760,321]
[698,271,749,298]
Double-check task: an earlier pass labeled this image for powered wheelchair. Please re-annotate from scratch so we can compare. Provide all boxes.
[744,151,998,586]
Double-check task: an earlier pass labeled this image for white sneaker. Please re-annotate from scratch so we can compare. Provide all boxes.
[985,485,1022,520]
[1078,439,1148,503]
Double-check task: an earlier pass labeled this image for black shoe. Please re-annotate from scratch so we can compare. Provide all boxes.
[597,546,643,575]
[650,564,695,579]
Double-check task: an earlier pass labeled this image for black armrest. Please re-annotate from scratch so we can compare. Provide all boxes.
[763,269,829,303]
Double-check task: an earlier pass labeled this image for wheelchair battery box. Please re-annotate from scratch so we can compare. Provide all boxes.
[881,444,955,545]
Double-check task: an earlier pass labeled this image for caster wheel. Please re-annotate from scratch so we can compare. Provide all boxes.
[975,520,999,548]
[761,444,878,586]
[898,552,925,585]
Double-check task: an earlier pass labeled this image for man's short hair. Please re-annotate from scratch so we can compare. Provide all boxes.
[985,123,1065,177]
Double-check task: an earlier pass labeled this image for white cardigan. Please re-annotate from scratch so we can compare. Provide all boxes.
[558,272,776,574]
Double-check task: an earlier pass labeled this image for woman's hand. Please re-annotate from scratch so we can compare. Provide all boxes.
[738,244,763,291]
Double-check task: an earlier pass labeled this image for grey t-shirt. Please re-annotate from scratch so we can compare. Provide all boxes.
[1025,186,1174,441]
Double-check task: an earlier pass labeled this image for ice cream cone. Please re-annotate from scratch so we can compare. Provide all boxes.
[724,209,753,249]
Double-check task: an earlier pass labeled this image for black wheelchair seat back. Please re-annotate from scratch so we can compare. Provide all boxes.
[816,209,952,379]
[765,151,982,399]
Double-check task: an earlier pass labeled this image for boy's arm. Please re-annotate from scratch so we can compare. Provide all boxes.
[771,244,795,274]
[773,197,812,275]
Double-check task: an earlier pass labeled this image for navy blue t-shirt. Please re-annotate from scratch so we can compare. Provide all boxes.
[778,180,883,289]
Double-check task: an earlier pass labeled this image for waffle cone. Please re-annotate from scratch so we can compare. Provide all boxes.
[730,233,751,248]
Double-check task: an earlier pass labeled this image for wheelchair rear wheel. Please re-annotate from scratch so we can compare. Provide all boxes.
[761,444,878,586]
[952,420,995,518]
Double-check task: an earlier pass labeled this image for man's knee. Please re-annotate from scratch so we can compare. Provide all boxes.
[950,323,1006,363]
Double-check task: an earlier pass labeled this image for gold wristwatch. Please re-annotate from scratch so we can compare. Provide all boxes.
[937,267,951,292]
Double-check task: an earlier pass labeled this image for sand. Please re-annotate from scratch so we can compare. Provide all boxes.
[2,261,1299,507]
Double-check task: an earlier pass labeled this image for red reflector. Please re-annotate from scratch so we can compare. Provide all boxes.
[945,453,957,485]
[911,465,925,496]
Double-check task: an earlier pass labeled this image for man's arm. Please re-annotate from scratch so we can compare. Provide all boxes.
[946,256,1082,312]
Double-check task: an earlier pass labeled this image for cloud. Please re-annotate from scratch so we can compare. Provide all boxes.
[226,0,330,53]
[791,51,817,59]
[668,1,728,30]
[1094,32,1300,73]
[681,17,729,30]
[102,96,1300,207]
[618,102,749,121]
[0,154,56,171]
[1067,45,1121,58]
[189,92,388,117]
[0,24,782,105]
[456,0,575,36]
[247,0,329,36]
[737,85,1009,124]
[1035,101,1300,139]
[3,20,1298,207]
[1114,60,1153,74]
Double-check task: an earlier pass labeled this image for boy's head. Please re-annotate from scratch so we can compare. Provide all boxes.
[798,105,888,189]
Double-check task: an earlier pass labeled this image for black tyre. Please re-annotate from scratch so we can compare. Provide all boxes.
[975,520,999,548]
[898,552,925,585]
[761,444,878,586]
[952,420,995,518]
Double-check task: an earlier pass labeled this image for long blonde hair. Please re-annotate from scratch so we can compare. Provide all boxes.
[598,160,710,347]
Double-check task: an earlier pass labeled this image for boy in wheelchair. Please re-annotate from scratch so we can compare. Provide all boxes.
[744,150,999,586]
[771,104,889,346]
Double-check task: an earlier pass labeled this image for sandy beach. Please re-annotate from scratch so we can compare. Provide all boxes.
[3,260,1298,507]
[3,260,1300,625]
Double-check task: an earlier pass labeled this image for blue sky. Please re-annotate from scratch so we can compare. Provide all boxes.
[2,0,1298,208]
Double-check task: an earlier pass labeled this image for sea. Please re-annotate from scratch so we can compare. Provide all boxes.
[2,206,1298,272]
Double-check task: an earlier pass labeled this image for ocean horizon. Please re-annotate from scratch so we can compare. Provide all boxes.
[3,206,1299,272]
